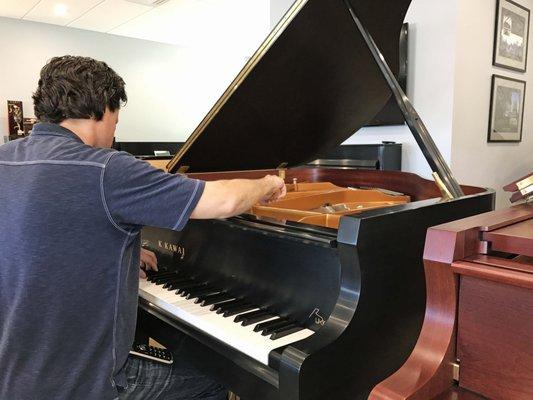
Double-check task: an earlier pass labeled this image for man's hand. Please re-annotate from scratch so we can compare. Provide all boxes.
[259,175,287,204]
[191,175,287,220]
[140,248,158,279]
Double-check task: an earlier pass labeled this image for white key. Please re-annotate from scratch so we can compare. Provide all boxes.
[139,279,315,365]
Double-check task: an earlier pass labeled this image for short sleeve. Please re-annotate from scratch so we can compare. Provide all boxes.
[102,152,205,231]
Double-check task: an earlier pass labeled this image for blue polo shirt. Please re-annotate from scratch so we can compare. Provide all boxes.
[0,123,205,400]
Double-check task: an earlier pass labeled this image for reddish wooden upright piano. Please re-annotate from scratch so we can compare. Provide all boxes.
[370,202,533,400]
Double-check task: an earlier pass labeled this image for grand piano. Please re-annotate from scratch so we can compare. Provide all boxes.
[136,1,495,399]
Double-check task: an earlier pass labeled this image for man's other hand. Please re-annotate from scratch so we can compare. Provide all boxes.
[140,248,158,279]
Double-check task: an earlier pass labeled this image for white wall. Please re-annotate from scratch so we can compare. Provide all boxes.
[344,0,459,179]
[0,17,249,143]
[451,0,533,209]
[270,0,292,28]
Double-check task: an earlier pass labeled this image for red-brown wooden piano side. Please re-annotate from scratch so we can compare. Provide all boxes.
[368,204,533,400]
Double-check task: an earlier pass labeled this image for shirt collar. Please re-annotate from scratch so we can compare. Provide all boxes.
[31,122,84,144]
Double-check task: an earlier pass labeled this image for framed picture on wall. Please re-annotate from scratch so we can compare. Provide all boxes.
[493,0,530,72]
[7,100,24,140]
[488,75,526,142]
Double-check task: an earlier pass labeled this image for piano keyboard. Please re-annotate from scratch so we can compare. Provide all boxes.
[139,270,315,365]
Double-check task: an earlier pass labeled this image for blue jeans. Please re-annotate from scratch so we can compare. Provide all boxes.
[118,355,227,400]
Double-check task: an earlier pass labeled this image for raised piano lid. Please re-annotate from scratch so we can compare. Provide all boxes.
[167,0,412,174]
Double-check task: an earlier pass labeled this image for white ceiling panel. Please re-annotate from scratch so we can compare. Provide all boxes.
[110,0,270,55]
[0,0,270,56]
[68,0,152,33]
[23,0,105,26]
[0,0,40,19]
[110,0,212,44]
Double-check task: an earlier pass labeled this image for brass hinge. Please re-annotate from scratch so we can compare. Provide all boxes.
[277,162,288,180]
[432,172,454,200]
[517,175,533,199]
[177,166,190,174]
[452,361,460,382]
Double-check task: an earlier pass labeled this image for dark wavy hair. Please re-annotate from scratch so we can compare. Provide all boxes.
[32,55,127,123]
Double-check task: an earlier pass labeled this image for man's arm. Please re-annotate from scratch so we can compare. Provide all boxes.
[190,175,286,219]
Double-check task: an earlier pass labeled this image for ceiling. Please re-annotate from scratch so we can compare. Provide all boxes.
[0,0,271,55]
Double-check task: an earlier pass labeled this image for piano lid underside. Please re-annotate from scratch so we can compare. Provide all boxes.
[169,0,412,173]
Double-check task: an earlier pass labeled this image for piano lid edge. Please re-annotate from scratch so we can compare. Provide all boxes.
[167,0,311,174]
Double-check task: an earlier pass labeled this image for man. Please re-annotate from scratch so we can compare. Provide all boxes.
[0,55,286,400]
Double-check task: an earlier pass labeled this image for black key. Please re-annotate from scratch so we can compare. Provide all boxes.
[166,279,195,291]
[270,325,303,340]
[185,287,220,300]
[259,319,293,335]
[153,273,180,285]
[174,282,201,295]
[176,283,206,296]
[253,317,288,333]
[153,270,178,276]
[233,310,269,324]
[234,309,265,323]
[212,299,246,313]
[241,313,275,327]
[159,273,184,282]
[197,293,233,306]
[146,269,166,282]
[154,277,176,286]
[222,304,256,318]
[181,284,209,295]
[145,270,158,280]
[148,272,176,282]
[162,277,190,289]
